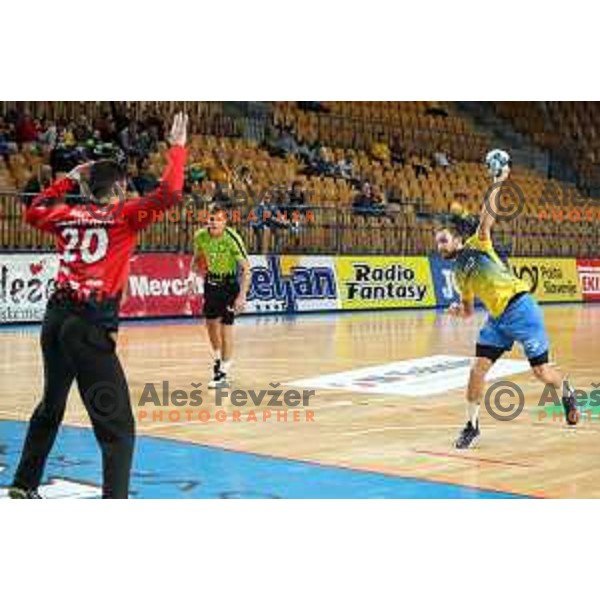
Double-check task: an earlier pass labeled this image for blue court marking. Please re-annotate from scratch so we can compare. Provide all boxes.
[0,420,526,498]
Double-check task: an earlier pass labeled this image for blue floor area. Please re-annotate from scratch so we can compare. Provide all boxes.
[0,420,524,498]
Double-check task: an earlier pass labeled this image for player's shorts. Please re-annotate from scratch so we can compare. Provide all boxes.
[476,292,549,366]
[203,275,240,325]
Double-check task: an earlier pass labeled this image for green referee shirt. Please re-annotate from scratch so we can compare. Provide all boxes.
[193,227,248,276]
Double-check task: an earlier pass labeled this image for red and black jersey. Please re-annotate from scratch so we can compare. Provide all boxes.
[24,146,187,330]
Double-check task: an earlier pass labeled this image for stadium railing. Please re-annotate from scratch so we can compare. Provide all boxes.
[1,192,598,258]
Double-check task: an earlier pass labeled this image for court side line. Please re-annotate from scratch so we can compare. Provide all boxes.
[337,424,463,435]
[337,421,598,437]
[111,358,358,365]
[413,449,532,469]
[119,335,310,348]
[0,358,361,371]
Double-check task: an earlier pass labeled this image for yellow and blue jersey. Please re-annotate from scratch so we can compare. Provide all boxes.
[454,234,530,318]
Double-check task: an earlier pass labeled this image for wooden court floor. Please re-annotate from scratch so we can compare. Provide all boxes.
[1,304,599,498]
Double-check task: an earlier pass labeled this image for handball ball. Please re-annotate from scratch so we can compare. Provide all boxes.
[485,149,511,177]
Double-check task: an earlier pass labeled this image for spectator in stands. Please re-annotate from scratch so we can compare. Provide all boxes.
[231,165,253,204]
[39,121,58,149]
[373,184,399,218]
[285,180,309,245]
[266,125,299,159]
[211,182,232,209]
[426,105,449,118]
[278,127,299,157]
[131,158,159,195]
[49,142,81,179]
[192,180,217,208]
[213,181,246,210]
[238,165,252,186]
[119,120,137,154]
[73,115,92,142]
[23,164,53,196]
[297,102,327,113]
[208,148,232,184]
[352,181,385,217]
[252,190,281,253]
[0,118,16,160]
[411,154,431,178]
[263,121,278,148]
[186,162,207,189]
[32,118,43,141]
[15,111,38,145]
[296,137,318,164]
[387,191,404,212]
[135,128,155,163]
[288,180,308,207]
[433,149,451,168]
[320,146,337,175]
[305,145,336,177]
[94,111,117,143]
[335,152,355,181]
[63,126,76,146]
[370,133,391,163]
[390,135,405,166]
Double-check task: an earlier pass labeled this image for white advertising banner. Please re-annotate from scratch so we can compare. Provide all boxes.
[287,355,531,396]
[0,253,58,324]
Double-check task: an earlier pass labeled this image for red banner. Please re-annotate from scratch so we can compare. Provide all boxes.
[577,259,600,302]
[120,253,203,318]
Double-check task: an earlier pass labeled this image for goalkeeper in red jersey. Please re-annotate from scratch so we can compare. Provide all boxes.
[9,113,188,499]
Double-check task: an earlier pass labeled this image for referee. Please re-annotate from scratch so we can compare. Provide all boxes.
[189,210,251,388]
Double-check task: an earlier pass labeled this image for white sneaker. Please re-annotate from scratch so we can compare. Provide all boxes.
[208,370,231,389]
[212,358,221,380]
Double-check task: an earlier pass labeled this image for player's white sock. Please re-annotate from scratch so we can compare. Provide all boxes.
[221,360,232,375]
[212,350,221,362]
[467,403,480,427]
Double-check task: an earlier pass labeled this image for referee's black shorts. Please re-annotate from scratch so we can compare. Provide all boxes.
[203,274,240,325]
